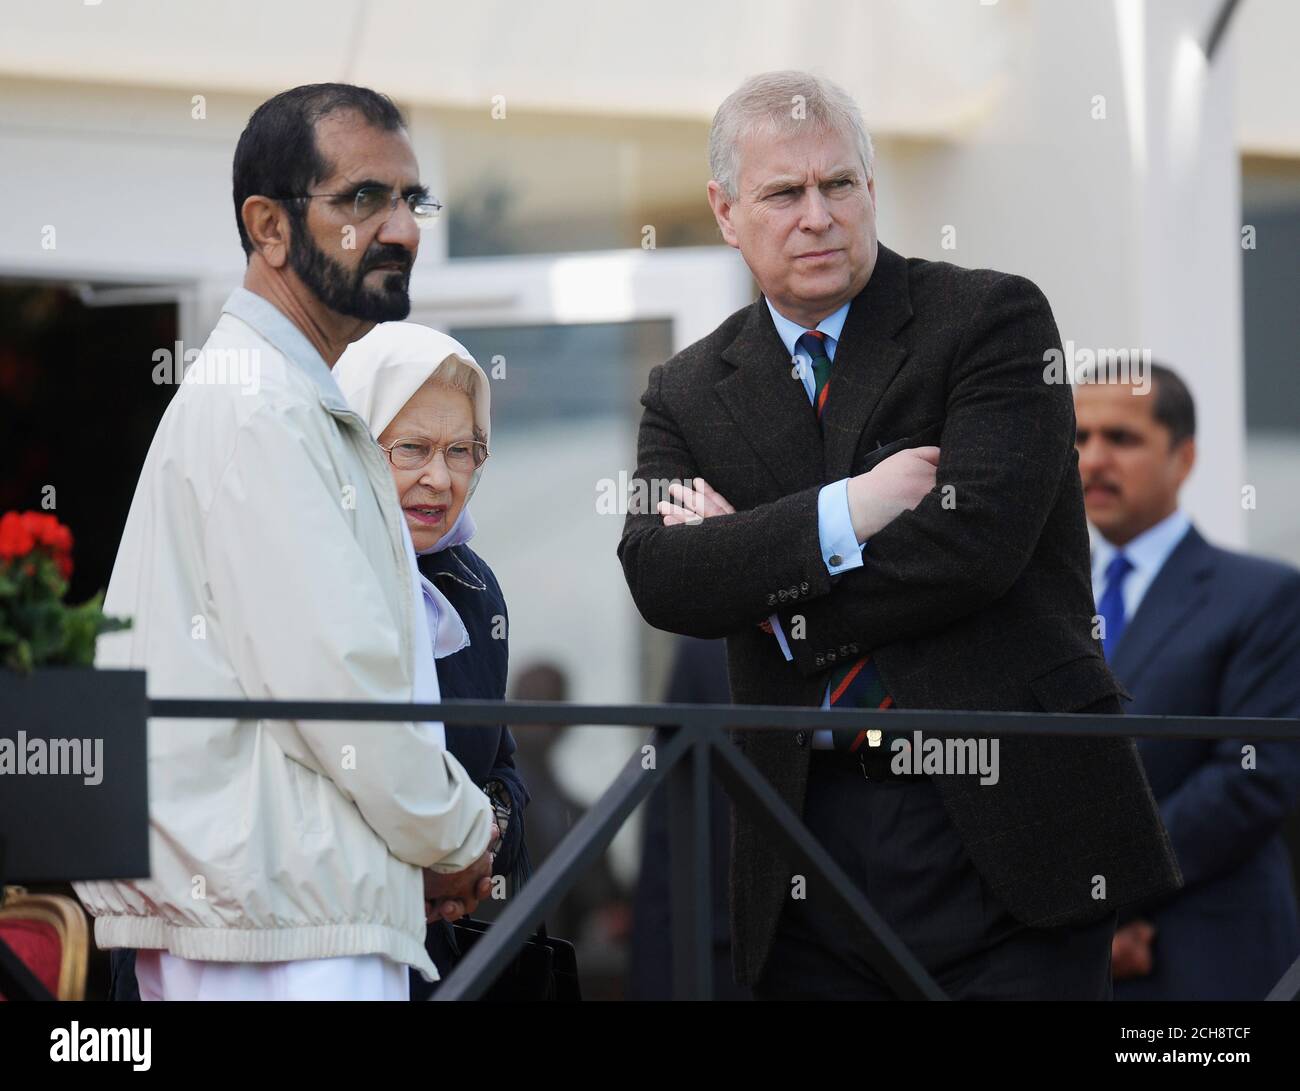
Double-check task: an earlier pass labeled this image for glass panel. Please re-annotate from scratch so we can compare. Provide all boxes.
[1242,158,1300,435]
[437,111,719,257]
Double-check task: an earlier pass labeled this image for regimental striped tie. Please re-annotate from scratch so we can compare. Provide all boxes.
[795,332,898,752]
[799,330,833,425]
[756,330,834,638]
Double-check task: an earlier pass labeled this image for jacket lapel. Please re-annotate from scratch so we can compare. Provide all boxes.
[1110,524,1213,690]
[715,297,826,495]
[820,244,915,481]
[712,243,916,496]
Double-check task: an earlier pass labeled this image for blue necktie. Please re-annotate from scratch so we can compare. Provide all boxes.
[1098,552,1134,662]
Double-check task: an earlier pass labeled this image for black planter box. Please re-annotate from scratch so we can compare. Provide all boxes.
[0,668,149,884]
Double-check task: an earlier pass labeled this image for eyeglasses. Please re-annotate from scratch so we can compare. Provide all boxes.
[378,437,489,473]
[278,186,443,228]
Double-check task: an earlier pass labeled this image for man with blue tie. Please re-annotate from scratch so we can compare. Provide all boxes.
[618,70,1180,1000]
[1076,362,1300,1000]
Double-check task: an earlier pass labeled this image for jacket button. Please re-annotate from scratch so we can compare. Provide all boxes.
[826,650,838,663]
[800,581,809,592]
[777,589,788,602]
[814,654,825,668]
[788,585,799,598]
[767,593,777,606]
[840,645,850,656]
[795,731,808,747]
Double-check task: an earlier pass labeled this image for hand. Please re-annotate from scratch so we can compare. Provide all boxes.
[424,825,500,923]
[845,446,940,542]
[1111,919,1155,979]
[657,477,735,526]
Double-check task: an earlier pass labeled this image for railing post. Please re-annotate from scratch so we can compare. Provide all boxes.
[668,732,713,1000]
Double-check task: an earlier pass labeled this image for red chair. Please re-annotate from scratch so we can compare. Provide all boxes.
[0,887,89,1000]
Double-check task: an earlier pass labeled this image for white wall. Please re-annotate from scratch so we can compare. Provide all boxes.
[877,0,1249,548]
[0,78,453,338]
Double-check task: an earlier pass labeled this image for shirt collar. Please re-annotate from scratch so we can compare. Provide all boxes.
[764,298,851,359]
[1091,509,1192,583]
[220,288,351,414]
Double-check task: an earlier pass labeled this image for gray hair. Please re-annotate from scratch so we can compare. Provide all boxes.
[708,70,874,200]
[425,358,486,443]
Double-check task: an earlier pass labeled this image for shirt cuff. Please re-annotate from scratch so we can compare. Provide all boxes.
[767,613,794,661]
[818,478,865,574]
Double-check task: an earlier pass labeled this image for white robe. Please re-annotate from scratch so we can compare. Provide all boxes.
[135,950,409,1001]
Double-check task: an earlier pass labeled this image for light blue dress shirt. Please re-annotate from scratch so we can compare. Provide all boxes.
[1090,509,1192,626]
[764,298,863,577]
[762,299,863,748]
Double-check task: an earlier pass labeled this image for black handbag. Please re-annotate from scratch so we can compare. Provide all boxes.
[448,838,580,1001]
[450,916,580,1001]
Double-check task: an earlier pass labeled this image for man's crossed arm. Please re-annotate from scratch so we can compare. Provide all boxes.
[617,274,1076,665]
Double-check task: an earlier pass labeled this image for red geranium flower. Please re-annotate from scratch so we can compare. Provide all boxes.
[0,511,36,558]
[0,510,75,579]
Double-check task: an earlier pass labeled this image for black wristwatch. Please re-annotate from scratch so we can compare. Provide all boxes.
[485,779,512,849]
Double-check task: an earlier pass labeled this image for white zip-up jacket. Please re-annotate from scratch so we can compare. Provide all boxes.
[74,289,493,981]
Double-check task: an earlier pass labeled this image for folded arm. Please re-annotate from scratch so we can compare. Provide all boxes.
[775,274,1076,674]
[617,365,831,638]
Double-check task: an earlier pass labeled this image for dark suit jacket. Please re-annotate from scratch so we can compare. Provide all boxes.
[617,243,1182,986]
[1110,524,1300,1000]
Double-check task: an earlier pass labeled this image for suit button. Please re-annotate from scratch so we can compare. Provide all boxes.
[788,585,798,598]
[840,645,850,656]
[829,554,843,567]
[778,589,788,602]
[800,581,809,592]
[795,731,808,747]
[814,654,825,668]
[827,651,838,663]
[850,643,860,653]
[767,593,777,606]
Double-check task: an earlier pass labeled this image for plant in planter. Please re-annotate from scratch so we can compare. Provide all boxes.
[0,512,148,890]
[0,511,131,673]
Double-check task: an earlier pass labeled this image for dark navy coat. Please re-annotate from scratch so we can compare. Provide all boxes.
[410,541,527,998]
[417,542,526,878]
[1112,525,1300,1000]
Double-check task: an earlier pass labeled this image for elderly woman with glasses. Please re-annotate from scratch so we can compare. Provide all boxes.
[333,321,529,999]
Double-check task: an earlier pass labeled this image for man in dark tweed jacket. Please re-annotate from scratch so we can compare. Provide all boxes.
[617,71,1181,1000]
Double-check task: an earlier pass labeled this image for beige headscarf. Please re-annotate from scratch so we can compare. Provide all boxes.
[334,322,492,658]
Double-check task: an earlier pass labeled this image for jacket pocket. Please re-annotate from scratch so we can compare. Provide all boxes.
[1027,654,1130,713]
[853,418,945,475]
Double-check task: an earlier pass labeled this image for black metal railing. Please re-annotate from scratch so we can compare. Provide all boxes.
[138,698,1300,1002]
